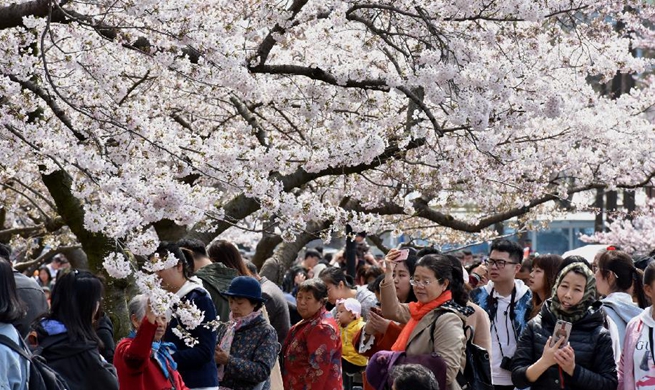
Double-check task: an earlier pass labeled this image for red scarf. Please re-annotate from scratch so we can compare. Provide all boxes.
[391,291,452,351]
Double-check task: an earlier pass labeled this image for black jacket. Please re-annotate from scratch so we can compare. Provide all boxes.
[511,301,617,390]
[35,323,119,390]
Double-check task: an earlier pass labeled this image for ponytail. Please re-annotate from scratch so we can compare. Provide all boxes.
[633,268,648,309]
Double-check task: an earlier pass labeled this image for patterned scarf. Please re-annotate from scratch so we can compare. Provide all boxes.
[126,330,177,379]
[549,263,596,323]
[217,310,263,381]
[391,291,452,351]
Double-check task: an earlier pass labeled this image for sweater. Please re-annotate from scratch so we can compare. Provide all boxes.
[114,317,188,390]
[618,306,655,390]
[163,281,219,389]
[511,301,617,390]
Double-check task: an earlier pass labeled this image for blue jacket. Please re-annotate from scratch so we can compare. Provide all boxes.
[0,323,29,390]
[470,281,532,337]
[163,284,218,389]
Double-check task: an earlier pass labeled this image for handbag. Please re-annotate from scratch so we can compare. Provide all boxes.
[456,326,493,390]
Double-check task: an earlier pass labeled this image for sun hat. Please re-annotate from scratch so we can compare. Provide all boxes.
[221,276,266,303]
[336,298,362,318]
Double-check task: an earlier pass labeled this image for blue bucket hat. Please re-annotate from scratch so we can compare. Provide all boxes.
[222,276,266,303]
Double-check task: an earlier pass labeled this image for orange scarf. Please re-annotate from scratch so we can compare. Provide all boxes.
[391,291,452,351]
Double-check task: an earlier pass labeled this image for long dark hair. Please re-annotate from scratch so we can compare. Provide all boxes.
[444,254,469,306]
[530,255,563,319]
[47,270,104,344]
[416,254,468,307]
[207,240,250,276]
[0,258,25,323]
[319,266,355,289]
[598,250,648,308]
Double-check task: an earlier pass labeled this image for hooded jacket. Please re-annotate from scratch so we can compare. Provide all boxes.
[195,263,237,323]
[602,292,643,349]
[511,301,617,390]
[162,280,218,389]
[34,319,119,390]
[618,306,655,390]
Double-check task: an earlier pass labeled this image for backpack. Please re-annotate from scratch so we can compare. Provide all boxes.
[0,334,70,390]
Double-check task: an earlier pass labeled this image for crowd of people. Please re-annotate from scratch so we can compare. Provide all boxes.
[1,237,655,390]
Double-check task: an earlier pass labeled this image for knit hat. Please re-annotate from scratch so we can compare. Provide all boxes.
[337,298,361,318]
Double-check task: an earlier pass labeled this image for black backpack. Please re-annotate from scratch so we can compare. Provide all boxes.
[0,334,70,390]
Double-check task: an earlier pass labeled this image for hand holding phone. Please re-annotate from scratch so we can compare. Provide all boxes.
[395,249,409,262]
[550,320,572,348]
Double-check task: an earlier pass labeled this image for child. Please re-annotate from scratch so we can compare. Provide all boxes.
[337,298,368,374]
[618,261,655,390]
[511,262,617,390]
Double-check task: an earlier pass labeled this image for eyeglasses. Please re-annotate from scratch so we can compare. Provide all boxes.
[486,259,519,269]
[409,277,441,287]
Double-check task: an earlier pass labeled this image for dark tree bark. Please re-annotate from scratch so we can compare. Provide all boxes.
[40,168,131,340]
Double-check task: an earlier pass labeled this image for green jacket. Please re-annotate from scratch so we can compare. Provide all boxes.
[194,263,237,323]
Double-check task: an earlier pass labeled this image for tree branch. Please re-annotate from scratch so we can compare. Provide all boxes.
[13,245,80,272]
[0,0,50,30]
[230,96,269,149]
[248,64,390,91]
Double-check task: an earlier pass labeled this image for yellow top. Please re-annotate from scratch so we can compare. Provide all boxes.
[340,317,368,366]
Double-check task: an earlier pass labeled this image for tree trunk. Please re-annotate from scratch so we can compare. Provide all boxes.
[252,234,283,269]
[595,189,604,232]
[606,190,618,229]
[40,168,131,340]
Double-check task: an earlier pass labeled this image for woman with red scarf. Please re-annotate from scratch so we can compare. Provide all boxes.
[378,252,470,390]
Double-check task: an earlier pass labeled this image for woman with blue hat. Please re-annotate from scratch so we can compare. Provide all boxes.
[214,276,280,390]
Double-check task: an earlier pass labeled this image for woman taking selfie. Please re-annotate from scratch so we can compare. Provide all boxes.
[511,262,617,390]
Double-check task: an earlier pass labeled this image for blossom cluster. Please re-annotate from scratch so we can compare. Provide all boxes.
[0,0,654,338]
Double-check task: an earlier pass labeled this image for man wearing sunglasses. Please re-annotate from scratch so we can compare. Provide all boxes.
[470,239,532,390]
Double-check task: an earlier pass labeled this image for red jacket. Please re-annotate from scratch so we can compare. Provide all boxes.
[114,318,188,390]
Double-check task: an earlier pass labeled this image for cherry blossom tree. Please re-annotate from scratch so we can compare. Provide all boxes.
[582,198,655,254]
[1,0,654,337]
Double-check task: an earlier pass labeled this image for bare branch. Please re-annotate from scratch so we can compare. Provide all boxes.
[13,245,81,272]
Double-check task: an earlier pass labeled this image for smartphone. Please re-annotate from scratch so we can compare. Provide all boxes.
[551,320,572,348]
[395,249,410,261]
[370,306,382,316]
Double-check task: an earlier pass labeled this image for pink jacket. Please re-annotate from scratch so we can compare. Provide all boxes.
[619,307,653,390]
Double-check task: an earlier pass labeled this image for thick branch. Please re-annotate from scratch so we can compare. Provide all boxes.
[0,217,64,242]
[248,64,390,91]
[230,96,268,148]
[186,138,426,243]
[40,168,113,272]
[0,0,50,30]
